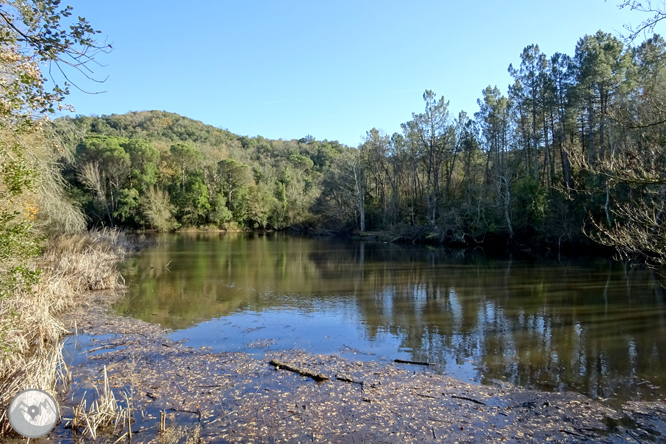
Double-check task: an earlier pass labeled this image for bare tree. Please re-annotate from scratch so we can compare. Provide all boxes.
[617,0,666,40]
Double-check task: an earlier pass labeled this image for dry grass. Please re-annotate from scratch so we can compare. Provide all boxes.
[0,228,130,436]
[69,366,129,439]
[158,424,202,444]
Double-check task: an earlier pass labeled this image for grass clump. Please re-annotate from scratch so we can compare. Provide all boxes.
[69,366,130,439]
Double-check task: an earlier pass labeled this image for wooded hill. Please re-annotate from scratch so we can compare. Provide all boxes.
[53,31,666,263]
[53,111,348,232]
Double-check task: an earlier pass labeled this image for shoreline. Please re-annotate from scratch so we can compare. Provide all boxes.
[150,225,618,259]
[0,229,133,439]
[54,288,666,443]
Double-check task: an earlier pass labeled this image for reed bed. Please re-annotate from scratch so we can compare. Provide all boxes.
[69,366,129,439]
[0,228,131,436]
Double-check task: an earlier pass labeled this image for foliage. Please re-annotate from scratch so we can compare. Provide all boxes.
[45,17,666,265]
[0,0,106,299]
[141,187,178,231]
[54,111,334,231]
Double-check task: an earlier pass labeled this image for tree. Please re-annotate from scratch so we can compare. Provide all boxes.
[410,90,455,227]
[209,193,233,227]
[75,135,130,226]
[141,186,178,231]
[508,45,549,182]
[115,187,140,225]
[246,184,278,229]
[476,86,514,238]
[573,31,632,165]
[170,142,202,190]
[123,139,160,191]
[549,52,576,191]
[217,158,253,216]
[0,1,106,300]
[323,149,366,231]
[0,1,110,122]
[360,128,391,226]
[576,34,666,265]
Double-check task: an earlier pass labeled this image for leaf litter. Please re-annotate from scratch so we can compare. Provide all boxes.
[55,297,666,443]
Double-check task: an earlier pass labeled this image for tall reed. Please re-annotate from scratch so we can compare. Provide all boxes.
[0,228,130,436]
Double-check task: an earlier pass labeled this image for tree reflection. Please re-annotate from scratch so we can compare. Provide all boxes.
[116,233,666,403]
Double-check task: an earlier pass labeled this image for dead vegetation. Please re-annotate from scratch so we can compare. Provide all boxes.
[68,366,130,439]
[0,228,131,437]
[57,305,666,443]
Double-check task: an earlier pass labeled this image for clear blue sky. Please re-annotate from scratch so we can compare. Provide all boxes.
[59,0,649,147]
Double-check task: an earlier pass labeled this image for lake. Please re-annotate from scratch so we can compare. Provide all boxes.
[115,232,666,406]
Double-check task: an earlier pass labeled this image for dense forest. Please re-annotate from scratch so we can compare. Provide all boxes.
[51,30,666,264]
[52,111,344,232]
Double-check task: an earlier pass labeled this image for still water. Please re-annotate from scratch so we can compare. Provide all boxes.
[116,232,666,405]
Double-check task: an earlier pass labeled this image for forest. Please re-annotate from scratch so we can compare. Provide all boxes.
[49,29,666,264]
[2,0,666,440]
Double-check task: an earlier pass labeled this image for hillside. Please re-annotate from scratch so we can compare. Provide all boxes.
[53,110,350,231]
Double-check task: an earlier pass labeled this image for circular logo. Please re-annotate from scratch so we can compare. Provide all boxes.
[8,389,59,438]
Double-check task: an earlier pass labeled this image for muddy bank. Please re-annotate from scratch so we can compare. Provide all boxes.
[52,296,666,444]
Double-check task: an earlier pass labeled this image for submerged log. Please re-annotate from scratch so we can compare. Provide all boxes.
[394,358,431,366]
[269,359,329,382]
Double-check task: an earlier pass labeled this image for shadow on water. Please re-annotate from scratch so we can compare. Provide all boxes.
[115,232,666,405]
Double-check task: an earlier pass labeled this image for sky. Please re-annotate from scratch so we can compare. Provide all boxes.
[57,0,652,147]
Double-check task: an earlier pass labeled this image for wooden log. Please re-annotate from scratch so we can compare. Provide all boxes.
[449,394,486,405]
[394,358,431,366]
[269,359,329,382]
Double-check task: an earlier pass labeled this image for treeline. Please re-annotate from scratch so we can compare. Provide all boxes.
[53,111,347,231]
[55,31,666,262]
[321,31,666,262]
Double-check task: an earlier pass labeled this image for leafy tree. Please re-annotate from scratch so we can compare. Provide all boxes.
[75,135,130,226]
[123,139,160,191]
[170,142,202,190]
[172,175,210,226]
[246,184,278,229]
[360,128,390,227]
[209,193,233,227]
[115,187,140,225]
[476,86,514,238]
[288,154,314,171]
[217,158,253,214]
[0,1,106,298]
[410,90,455,227]
[509,45,549,182]
[573,31,632,165]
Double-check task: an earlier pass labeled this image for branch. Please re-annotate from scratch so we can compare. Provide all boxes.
[269,359,329,382]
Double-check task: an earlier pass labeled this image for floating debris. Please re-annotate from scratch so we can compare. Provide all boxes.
[55,297,666,443]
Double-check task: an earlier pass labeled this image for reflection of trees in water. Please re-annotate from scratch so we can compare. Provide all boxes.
[348,252,666,402]
[117,233,340,328]
[117,233,666,402]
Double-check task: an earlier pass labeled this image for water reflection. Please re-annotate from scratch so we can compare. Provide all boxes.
[117,232,666,404]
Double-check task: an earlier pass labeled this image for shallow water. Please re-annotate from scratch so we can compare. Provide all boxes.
[115,232,666,404]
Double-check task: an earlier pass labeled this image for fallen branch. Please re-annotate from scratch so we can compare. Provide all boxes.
[86,341,134,353]
[269,359,329,382]
[335,375,363,385]
[449,394,486,405]
[394,359,431,366]
[168,408,202,421]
